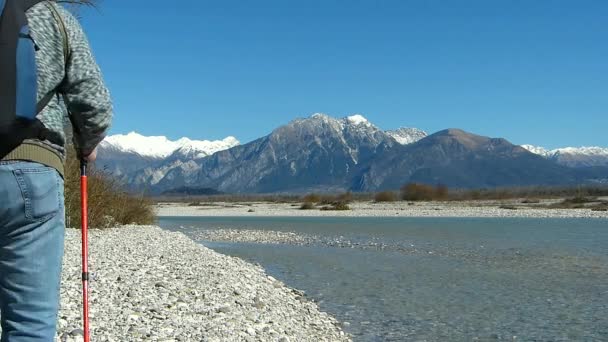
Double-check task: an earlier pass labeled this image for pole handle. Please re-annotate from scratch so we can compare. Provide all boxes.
[80,159,88,177]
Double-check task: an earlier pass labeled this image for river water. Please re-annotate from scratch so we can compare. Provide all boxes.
[158,216,608,341]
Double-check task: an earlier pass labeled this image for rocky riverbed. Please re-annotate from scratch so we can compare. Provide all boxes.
[53,226,350,341]
[188,228,607,271]
[156,200,608,219]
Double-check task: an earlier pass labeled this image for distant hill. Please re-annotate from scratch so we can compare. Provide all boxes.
[355,129,585,190]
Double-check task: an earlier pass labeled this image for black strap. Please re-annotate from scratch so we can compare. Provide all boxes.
[36,91,56,114]
[21,0,45,11]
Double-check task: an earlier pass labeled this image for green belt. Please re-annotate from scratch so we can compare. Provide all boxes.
[2,143,65,177]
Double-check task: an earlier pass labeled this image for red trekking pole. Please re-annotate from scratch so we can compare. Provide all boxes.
[80,160,91,342]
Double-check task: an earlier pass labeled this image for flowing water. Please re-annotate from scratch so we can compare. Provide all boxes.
[158,216,608,341]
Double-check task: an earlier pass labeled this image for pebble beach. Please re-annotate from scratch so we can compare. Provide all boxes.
[156,200,608,219]
[54,226,350,342]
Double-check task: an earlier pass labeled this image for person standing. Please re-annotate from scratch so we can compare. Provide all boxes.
[0,0,112,340]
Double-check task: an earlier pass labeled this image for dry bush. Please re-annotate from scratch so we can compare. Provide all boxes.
[566,196,597,204]
[435,184,449,200]
[499,205,518,210]
[401,183,436,201]
[299,202,315,210]
[374,191,397,202]
[320,202,350,211]
[449,186,608,201]
[302,193,321,203]
[64,148,155,229]
[319,195,336,205]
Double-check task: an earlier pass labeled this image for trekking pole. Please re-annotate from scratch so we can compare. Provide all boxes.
[80,160,91,342]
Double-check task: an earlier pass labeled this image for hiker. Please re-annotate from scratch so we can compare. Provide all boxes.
[0,0,112,340]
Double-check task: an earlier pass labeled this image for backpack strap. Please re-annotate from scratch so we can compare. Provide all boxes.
[35,1,69,115]
[44,1,69,62]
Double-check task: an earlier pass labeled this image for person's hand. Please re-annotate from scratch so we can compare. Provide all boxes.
[84,147,97,162]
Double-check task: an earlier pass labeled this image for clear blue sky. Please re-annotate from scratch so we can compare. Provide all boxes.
[77,0,607,149]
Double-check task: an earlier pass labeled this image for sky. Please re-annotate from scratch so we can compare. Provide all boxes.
[76,0,607,149]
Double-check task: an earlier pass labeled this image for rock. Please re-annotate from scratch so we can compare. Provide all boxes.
[69,328,84,336]
[127,314,140,322]
[218,306,231,314]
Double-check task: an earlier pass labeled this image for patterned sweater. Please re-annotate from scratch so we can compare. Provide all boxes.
[3,1,113,175]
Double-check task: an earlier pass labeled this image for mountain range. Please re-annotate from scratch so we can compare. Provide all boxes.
[97,114,608,194]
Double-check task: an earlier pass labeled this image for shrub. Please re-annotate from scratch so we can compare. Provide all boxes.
[470,190,482,200]
[401,183,435,201]
[435,184,449,200]
[374,191,397,202]
[320,201,351,211]
[188,202,202,206]
[64,148,155,229]
[302,193,321,203]
[565,196,596,204]
[499,205,518,210]
[319,195,335,205]
[300,202,315,210]
[333,202,351,210]
[317,192,353,205]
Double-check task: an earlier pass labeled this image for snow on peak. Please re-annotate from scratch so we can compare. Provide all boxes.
[311,113,329,119]
[346,114,369,125]
[553,146,608,156]
[522,145,608,157]
[386,127,428,145]
[174,136,241,158]
[101,132,240,159]
[102,132,178,158]
[521,144,551,157]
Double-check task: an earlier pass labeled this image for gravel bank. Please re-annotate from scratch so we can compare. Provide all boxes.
[156,201,608,219]
[52,226,350,341]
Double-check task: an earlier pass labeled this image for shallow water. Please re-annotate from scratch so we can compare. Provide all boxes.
[158,217,608,341]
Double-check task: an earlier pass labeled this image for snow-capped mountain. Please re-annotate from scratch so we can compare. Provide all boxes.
[94,114,607,194]
[96,132,240,185]
[100,132,239,159]
[386,127,428,145]
[522,145,608,167]
[148,113,399,193]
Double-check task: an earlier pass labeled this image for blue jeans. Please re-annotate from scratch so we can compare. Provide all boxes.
[0,161,65,341]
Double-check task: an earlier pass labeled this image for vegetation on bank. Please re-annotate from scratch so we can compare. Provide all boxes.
[300,192,352,211]
[167,183,608,206]
[64,148,155,228]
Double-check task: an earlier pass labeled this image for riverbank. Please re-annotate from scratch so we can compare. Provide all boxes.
[156,199,608,218]
[55,226,350,341]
